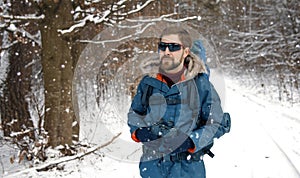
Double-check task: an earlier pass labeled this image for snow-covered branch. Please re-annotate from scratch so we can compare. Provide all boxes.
[118,0,154,16]
[0,13,45,20]
[58,0,155,35]
[5,24,41,46]
[77,14,201,45]
[125,13,200,23]
[58,10,111,34]
[163,15,200,22]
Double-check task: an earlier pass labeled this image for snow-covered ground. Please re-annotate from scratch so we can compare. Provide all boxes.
[1,75,300,178]
[205,77,300,178]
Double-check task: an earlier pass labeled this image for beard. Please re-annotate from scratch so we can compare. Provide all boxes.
[159,55,183,72]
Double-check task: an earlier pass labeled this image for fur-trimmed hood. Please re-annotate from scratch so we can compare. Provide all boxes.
[184,52,208,81]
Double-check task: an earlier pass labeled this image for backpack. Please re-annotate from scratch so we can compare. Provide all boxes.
[191,39,211,78]
[191,39,231,133]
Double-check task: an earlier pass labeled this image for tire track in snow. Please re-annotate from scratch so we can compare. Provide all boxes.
[261,124,300,177]
[215,79,300,178]
[243,90,300,176]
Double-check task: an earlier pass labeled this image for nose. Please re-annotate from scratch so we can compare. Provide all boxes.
[164,46,171,55]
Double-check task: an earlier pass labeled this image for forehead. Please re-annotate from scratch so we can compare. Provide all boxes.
[161,34,181,44]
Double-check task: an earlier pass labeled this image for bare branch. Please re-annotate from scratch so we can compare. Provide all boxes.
[78,22,155,44]
[0,40,18,50]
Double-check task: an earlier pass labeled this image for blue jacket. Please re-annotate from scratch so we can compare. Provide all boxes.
[128,54,228,160]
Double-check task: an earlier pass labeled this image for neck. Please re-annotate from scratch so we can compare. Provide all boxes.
[159,66,186,86]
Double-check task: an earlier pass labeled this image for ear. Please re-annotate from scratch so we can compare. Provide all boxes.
[183,47,190,58]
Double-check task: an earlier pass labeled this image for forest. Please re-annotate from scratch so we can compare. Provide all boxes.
[0,0,299,169]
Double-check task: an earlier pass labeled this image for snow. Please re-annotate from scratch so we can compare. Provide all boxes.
[0,31,10,95]
[59,0,155,34]
[1,74,299,178]
[205,76,300,178]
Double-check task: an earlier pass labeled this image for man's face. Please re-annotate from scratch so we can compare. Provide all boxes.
[159,34,189,73]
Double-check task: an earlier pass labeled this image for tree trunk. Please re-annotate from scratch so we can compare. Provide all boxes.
[0,43,35,140]
[0,0,38,141]
[40,0,75,147]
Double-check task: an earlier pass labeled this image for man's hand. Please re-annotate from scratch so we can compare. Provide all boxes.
[135,126,160,142]
[159,128,194,154]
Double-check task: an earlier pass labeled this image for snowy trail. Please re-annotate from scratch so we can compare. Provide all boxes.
[3,77,300,178]
[205,78,300,178]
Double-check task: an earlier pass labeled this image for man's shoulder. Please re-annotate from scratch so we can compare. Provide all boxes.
[139,74,160,87]
[139,74,170,92]
[190,73,209,83]
[140,74,156,83]
[191,73,212,91]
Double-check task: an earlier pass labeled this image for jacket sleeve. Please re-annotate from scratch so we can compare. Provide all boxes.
[189,74,228,153]
[127,77,148,137]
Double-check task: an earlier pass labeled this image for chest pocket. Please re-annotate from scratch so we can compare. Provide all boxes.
[142,79,200,135]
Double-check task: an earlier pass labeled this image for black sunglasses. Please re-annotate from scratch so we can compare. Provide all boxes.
[158,42,183,52]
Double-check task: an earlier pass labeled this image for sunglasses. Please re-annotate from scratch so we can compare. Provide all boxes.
[158,42,183,52]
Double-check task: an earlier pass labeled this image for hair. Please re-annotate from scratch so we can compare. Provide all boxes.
[160,26,197,68]
[159,26,192,48]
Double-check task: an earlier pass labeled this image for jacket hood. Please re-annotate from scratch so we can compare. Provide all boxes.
[184,52,208,81]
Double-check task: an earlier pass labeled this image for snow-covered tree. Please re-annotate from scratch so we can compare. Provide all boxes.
[37,0,160,148]
[0,0,42,148]
[219,0,300,103]
[0,0,175,149]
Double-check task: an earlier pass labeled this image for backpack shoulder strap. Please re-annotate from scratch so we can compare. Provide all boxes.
[141,84,153,110]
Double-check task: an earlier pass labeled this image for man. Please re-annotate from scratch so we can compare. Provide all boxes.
[128,26,230,178]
